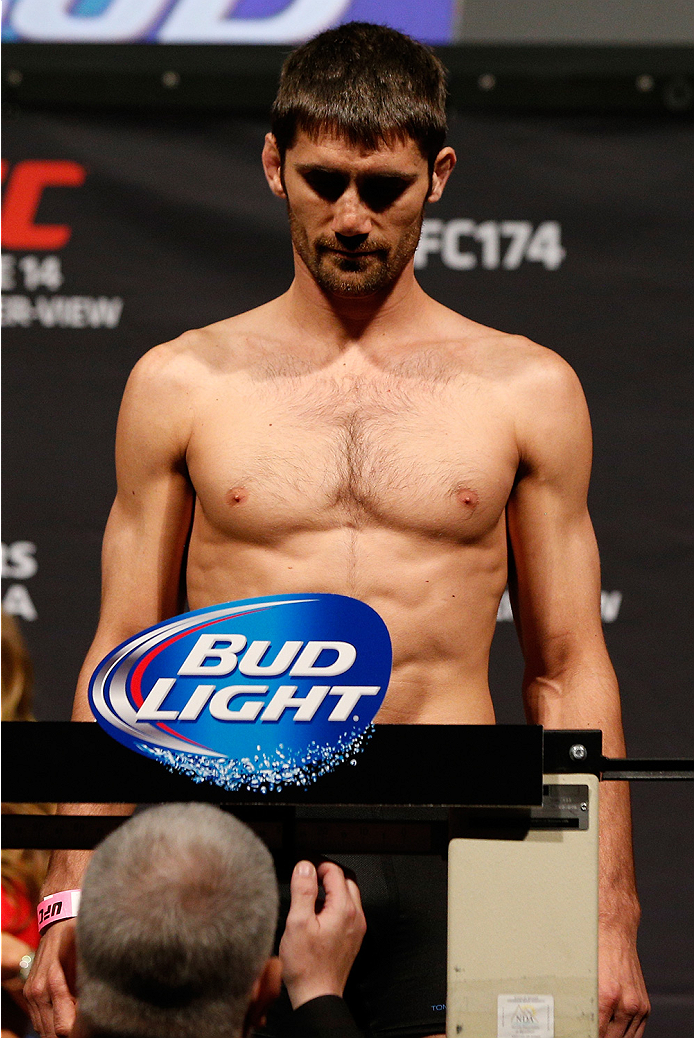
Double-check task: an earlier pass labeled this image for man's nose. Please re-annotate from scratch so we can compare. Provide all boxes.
[331,185,372,237]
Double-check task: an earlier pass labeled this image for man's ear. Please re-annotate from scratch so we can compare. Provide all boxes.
[262,134,287,198]
[427,146,456,203]
[243,956,282,1035]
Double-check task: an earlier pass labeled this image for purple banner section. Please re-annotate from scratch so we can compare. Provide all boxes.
[2,0,455,44]
[338,0,454,43]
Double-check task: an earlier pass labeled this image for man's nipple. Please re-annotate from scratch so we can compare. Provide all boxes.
[456,486,479,515]
[227,486,249,506]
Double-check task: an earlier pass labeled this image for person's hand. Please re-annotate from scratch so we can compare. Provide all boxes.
[598,922,650,1038]
[23,919,77,1038]
[280,859,366,1009]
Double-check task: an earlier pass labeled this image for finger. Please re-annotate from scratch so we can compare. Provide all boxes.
[25,990,42,1036]
[32,1003,49,1038]
[633,1013,648,1038]
[315,857,356,879]
[345,877,366,932]
[34,992,56,1038]
[623,1004,649,1038]
[345,876,364,913]
[52,988,77,1037]
[597,988,618,1038]
[602,1006,644,1038]
[32,963,76,1038]
[317,861,352,914]
[599,996,617,1038]
[287,860,319,923]
[24,969,50,1037]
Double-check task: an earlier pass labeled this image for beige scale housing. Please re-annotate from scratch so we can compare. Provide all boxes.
[448,772,599,1038]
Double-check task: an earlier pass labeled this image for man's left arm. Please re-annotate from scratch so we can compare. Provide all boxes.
[506,347,649,1038]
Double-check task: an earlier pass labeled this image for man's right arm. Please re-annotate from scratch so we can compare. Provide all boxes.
[25,341,198,1038]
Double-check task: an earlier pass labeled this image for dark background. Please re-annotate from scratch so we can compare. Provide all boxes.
[2,47,693,1036]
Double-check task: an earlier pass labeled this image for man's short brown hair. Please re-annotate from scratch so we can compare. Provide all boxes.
[271,22,448,165]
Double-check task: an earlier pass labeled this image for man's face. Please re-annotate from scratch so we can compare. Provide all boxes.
[275,131,436,297]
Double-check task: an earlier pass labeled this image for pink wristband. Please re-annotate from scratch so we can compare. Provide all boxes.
[37,889,81,935]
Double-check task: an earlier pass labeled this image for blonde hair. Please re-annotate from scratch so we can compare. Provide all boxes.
[1,610,52,924]
[2,609,34,722]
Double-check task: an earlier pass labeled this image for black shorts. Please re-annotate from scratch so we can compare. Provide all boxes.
[259,851,448,1038]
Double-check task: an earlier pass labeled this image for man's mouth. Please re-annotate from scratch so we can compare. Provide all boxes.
[325,247,378,257]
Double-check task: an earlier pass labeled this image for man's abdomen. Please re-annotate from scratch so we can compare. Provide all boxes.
[185,520,505,725]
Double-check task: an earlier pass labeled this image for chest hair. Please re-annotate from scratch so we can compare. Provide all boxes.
[252,353,466,519]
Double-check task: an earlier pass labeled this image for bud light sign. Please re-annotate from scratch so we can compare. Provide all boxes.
[89,594,391,793]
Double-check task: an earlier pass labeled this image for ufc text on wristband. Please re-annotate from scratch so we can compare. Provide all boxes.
[37,889,81,935]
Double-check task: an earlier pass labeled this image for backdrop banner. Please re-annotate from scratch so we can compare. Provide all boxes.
[2,106,692,1036]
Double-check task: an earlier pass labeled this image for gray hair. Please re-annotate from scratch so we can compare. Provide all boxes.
[76,803,278,1038]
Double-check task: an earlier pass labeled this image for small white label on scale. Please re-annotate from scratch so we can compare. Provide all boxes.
[498,994,554,1038]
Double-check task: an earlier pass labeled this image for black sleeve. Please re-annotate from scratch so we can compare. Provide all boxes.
[288,995,365,1038]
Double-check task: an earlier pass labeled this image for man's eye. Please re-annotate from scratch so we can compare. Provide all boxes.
[303,171,348,201]
[359,177,410,211]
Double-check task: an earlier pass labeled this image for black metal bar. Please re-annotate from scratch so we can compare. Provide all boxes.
[543,732,694,780]
[1,722,544,807]
[600,759,694,780]
[3,725,690,853]
[0,810,450,856]
[1,813,127,850]
[2,725,689,826]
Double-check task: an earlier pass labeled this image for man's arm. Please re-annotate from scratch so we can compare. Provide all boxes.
[506,346,649,1038]
[24,342,197,1038]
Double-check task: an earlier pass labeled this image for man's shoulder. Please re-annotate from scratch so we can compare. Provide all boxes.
[466,328,591,453]
[476,330,587,425]
[432,306,580,389]
[480,330,579,389]
[129,301,283,388]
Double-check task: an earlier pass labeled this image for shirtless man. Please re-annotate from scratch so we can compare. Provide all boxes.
[26,22,648,1038]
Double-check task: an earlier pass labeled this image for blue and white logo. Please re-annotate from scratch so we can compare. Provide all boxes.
[3,1,454,45]
[89,594,391,793]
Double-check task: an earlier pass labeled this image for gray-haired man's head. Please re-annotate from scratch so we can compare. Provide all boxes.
[75,803,279,1038]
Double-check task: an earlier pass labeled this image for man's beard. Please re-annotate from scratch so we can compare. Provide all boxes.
[288,209,423,297]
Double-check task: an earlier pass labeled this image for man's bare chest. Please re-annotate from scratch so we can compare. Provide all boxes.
[186,368,518,542]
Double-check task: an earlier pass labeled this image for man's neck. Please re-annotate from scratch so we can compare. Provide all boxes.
[282,253,433,350]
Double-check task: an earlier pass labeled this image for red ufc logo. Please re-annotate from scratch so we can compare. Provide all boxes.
[1,159,86,250]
